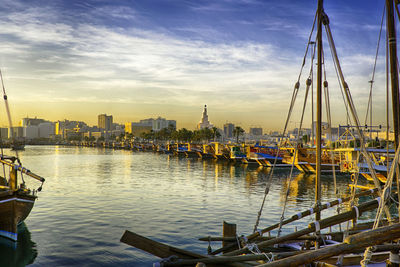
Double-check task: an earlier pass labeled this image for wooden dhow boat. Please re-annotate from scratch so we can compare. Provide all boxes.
[0,156,45,241]
[0,70,45,242]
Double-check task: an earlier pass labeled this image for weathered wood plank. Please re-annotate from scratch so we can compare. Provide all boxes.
[223,221,237,254]
[210,188,379,255]
[225,198,379,256]
[257,222,400,267]
[120,230,204,259]
[120,230,252,267]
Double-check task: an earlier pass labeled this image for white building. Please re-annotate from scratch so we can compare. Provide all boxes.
[24,125,39,139]
[128,117,176,133]
[8,127,24,138]
[197,105,213,130]
[38,122,54,138]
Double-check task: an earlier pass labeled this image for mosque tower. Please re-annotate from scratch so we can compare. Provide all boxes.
[197,105,213,130]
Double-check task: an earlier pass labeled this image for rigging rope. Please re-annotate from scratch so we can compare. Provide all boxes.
[364,5,385,133]
[252,10,318,233]
[324,15,390,216]
[277,77,312,238]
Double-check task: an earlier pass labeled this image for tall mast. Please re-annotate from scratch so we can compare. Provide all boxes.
[386,0,400,148]
[315,0,323,221]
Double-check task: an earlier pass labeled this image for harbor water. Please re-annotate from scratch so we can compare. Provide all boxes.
[0,145,373,266]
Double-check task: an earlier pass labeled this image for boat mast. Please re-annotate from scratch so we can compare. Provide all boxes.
[386,0,400,148]
[315,0,323,221]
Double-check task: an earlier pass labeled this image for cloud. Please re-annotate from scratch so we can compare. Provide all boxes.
[0,0,386,129]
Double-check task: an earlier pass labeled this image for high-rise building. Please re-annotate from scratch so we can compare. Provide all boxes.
[197,105,213,130]
[98,114,113,131]
[249,127,263,136]
[224,123,235,138]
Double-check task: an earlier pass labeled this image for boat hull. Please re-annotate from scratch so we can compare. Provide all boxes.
[0,191,36,241]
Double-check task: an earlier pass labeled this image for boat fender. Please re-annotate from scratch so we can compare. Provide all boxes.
[297,212,302,219]
[353,206,359,219]
[370,189,375,193]
[325,202,331,208]
[338,198,342,204]
[376,197,381,204]
[309,208,314,214]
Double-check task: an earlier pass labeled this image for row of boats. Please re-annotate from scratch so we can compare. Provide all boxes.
[77,138,393,184]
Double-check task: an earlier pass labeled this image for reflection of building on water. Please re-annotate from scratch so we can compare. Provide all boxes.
[0,222,37,266]
[280,173,315,204]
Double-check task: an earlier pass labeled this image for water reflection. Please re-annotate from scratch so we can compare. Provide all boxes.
[0,223,37,267]
[8,147,380,266]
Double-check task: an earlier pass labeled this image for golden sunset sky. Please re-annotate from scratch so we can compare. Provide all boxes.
[0,0,388,131]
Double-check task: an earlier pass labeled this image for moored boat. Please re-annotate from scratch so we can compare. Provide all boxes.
[0,156,45,241]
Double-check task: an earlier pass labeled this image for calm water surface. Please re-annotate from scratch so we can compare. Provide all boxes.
[0,146,372,266]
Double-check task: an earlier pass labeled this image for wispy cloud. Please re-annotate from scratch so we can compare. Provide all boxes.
[0,0,387,129]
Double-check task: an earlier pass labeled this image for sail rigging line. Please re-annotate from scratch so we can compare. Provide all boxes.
[324,12,393,222]
[0,69,18,158]
[361,142,400,266]
[252,12,318,234]
[276,77,313,238]
[311,41,316,146]
[364,5,385,133]
[276,37,319,237]
[320,37,339,203]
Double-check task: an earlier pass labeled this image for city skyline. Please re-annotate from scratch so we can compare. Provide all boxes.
[0,0,387,131]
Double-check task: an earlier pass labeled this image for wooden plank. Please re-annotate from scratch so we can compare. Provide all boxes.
[257,222,400,267]
[225,198,379,256]
[222,221,237,253]
[120,231,252,267]
[162,254,270,266]
[120,230,204,259]
[210,188,379,255]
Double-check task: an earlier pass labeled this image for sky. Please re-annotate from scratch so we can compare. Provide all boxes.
[0,0,390,131]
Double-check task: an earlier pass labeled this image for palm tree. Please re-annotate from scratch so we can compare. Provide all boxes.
[233,126,245,143]
[211,127,221,142]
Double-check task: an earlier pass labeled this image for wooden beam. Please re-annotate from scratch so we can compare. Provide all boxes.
[120,231,252,267]
[223,221,237,253]
[120,230,204,259]
[256,222,400,267]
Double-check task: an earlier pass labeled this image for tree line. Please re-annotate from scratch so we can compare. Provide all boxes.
[139,125,245,143]
[78,125,246,143]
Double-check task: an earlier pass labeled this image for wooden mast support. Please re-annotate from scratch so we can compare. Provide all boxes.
[9,165,17,190]
[387,0,400,148]
[0,159,45,183]
[315,0,323,222]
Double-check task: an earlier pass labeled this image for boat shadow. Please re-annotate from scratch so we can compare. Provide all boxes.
[0,222,37,267]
